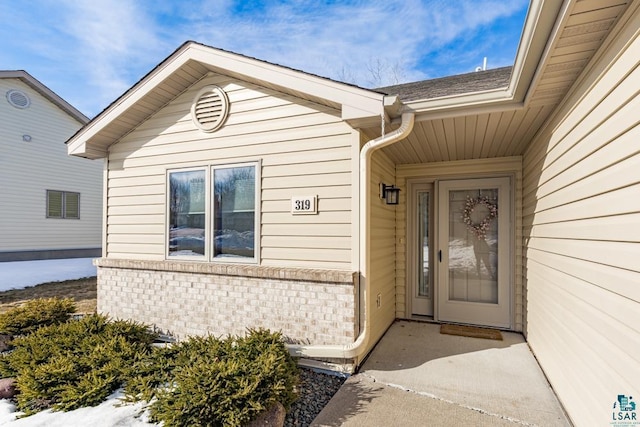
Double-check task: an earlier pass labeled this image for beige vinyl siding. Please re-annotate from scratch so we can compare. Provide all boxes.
[367,149,399,348]
[396,157,523,330]
[394,170,408,319]
[522,6,640,426]
[0,78,102,252]
[106,73,356,269]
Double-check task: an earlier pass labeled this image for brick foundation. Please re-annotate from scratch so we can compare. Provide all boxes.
[94,258,358,345]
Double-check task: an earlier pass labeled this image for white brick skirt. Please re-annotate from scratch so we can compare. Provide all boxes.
[94,258,357,345]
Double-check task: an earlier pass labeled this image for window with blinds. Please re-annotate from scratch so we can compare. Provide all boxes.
[47,190,80,219]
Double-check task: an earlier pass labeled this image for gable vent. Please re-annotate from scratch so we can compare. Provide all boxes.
[6,90,31,109]
[191,86,229,132]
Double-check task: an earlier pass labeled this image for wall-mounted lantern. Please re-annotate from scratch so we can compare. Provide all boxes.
[380,183,400,205]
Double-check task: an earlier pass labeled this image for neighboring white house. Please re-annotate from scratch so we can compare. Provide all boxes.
[0,71,102,261]
[67,1,639,425]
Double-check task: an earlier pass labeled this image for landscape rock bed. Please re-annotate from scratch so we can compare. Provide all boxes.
[285,368,346,427]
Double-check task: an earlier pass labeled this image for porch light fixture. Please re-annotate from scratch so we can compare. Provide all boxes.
[380,183,400,205]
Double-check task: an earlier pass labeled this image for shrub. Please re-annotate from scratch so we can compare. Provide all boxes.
[0,310,298,425]
[125,329,299,427]
[0,314,156,416]
[0,298,76,336]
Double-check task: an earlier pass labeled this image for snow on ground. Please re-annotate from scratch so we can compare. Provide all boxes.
[0,259,154,425]
[0,390,157,426]
[0,258,97,292]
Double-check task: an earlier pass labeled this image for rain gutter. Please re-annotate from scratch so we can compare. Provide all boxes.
[287,111,415,366]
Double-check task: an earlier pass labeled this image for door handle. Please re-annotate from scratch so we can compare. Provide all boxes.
[438,250,442,262]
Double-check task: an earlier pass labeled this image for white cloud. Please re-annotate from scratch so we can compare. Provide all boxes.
[181,1,429,86]
[0,0,165,116]
[175,0,527,87]
[55,0,169,113]
[0,0,528,116]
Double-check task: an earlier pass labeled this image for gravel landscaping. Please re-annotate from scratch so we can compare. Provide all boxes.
[285,368,346,427]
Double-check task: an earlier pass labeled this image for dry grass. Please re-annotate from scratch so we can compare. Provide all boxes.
[0,277,97,314]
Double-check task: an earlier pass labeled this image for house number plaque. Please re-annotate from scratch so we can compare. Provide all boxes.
[291,196,317,215]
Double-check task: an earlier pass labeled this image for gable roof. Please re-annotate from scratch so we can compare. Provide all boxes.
[66,41,390,159]
[0,70,88,124]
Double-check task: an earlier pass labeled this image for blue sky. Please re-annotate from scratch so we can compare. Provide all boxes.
[0,0,529,118]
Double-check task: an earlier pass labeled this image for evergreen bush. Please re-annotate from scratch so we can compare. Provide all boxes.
[0,305,298,426]
[125,329,299,427]
[0,298,76,336]
[0,314,156,415]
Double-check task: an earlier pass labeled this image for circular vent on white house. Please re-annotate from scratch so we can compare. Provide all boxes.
[191,86,229,132]
[6,90,31,109]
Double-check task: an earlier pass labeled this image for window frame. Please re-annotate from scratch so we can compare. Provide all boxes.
[165,161,260,264]
[46,190,80,220]
[211,161,260,264]
[166,167,209,261]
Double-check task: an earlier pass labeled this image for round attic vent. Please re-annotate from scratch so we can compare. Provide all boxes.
[191,85,229,132]
[6,90,31,109]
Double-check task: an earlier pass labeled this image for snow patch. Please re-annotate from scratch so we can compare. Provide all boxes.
[0,390,156,426]
[0,258,97,292]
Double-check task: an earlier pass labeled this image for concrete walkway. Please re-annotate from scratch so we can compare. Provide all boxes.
[312,321,571,426]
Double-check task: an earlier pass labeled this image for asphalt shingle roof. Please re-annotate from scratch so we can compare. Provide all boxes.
[376,66,513,102]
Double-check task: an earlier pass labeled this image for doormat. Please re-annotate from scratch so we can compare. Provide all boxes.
[440,324,503,340]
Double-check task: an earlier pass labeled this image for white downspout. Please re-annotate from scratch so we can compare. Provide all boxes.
[288,111,415,363]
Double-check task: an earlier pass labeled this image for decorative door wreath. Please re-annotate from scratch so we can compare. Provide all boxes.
[462,195,498,239]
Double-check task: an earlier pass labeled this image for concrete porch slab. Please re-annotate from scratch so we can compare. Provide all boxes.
[312,321,571,426]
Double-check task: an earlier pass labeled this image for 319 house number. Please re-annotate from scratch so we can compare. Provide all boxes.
[291,196,317,215]
[294,199,311,210]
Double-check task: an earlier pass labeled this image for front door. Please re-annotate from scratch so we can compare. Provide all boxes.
[436,177,511,328]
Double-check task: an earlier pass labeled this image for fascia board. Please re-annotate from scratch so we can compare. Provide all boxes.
[411,99,525,123]
[1,70,88,124]
[67,42,384,157]
[509,0,567,103]
[67,44,194,157]
[405,88,515,117]
[404,0,565,122]
[187,45,384,118]
[67,141,89,157]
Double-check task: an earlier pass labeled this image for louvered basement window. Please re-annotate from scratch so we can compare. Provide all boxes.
[47,190,80,219]
[191,86,229,132]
